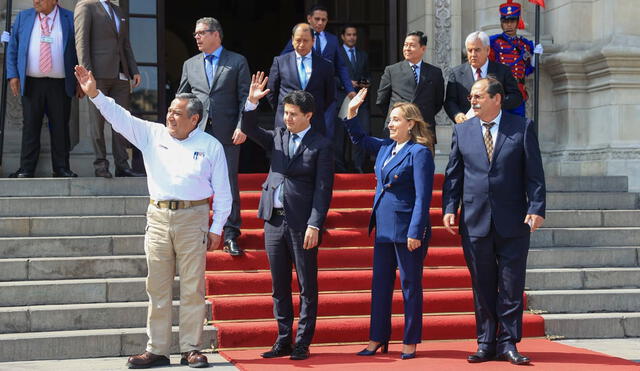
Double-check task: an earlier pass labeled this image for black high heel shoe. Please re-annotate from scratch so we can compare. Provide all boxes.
[356,342,389,356]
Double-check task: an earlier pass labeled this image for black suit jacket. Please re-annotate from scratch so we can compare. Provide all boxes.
[337,46,370,89]
[241,109,334,232]
[267,51,335,132]
[376,61,445,142]
[444,61,522,123]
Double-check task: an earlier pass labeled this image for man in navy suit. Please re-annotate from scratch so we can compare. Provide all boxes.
[282,5,355,138]
[244,72,334,361]
[442,77,545,365]
[6,0,80,178]
[267,23,335,135]
[444,31,522,124]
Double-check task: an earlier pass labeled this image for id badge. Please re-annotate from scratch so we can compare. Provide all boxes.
[40,35,53,43]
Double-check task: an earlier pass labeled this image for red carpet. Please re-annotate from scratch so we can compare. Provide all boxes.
[219,338,639,370]
[207,174,545,349]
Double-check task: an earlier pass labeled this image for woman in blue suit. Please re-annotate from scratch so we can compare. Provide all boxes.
[343,89,435,359]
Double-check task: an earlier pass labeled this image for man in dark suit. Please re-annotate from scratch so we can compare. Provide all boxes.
[267,23,335,135]
[282,5,355,138]
[442,77,546,365]
[178,17,250,256]
[243,72,334,361]
[444,31,522,124]
[376,31,444,143]
[6,0,79,178]
[75,0,143,178]
[335,25,371,173]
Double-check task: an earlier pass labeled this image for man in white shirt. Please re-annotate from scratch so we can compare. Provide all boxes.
[6,0,81,178]
[74,65,232,369]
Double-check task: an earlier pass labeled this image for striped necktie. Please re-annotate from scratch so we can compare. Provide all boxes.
[411,64,419,85]
[39,15,52,73]
[483,122,496,162]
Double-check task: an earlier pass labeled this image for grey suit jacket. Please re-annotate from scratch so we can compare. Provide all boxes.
[177,48,250,145]
[74,0,139,79]
[376,60,445,142]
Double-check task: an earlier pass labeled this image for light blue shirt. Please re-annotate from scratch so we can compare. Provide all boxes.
[295,51,313,89]
[480,110,502,148]
[100,0,120,31]
[315,31,327,53]
[204,46,223,87]
[343,44,356,63]
[274,125,312,208]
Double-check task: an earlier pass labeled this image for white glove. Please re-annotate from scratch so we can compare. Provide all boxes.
[1,31,10,43]
[534,43,543,54]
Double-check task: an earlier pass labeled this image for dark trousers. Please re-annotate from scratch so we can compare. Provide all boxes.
[222,143,241,240]
[370,241,427,344]
[89,78,143,171]
[334,94,370,171]
[461,223,530,354]
[20,77,71,172]
[264,214,318,346]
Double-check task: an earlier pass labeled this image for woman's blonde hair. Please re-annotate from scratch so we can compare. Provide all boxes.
[390,102,434,153]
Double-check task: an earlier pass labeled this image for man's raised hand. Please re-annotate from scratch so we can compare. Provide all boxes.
[248,71,270,105]
[74,65,98,98]
[347,88,368,120]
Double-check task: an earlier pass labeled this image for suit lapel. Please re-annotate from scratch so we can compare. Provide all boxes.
[469,117,491,166]
[282,129,291,159]
[288,130,311,167]
[194,53,210,91]
[491,114,510,166]
[209,49,228,92]
[381,141,413,181]
[414,61,429,98]
[401,62,417,89]
[60,8,71,53]
[98,1,118,36]
[24,10,37,46]
[288,52,303,90]
[306,54,321,89]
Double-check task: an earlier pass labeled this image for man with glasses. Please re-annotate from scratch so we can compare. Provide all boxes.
[444,31,521,124]
[178,17,250,256]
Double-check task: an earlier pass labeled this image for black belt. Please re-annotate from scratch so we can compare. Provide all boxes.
[273,208,285,216]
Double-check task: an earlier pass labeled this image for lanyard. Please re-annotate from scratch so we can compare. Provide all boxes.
[38,6,58,34]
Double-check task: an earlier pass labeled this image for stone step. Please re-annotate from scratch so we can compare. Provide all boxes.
[0,196,148,217]
[542,210,640,227]
[0,216,146,237]
[531,227,640,248]
[527,246,640,268]
[0,278,179,307]
[0,326,215,362]
[0,301,211,334]
[0,235,142,259]
[527,289,640,313]
[526,267,640,290]
[546,192,638,210]
[545,176,628,193]
[0,256,147,281]
[542,313,640,339]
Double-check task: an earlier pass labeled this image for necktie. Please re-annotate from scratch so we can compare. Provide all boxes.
[39,16,52,74]
[483,122,496,163]
[106,1,118,31]
[205,54,215,87]
[349,48,356,64]
[299,56,308,89]
[476,68,482,81]
[314,31,321,53]
[288,133,299,159]
[411,64,419,85]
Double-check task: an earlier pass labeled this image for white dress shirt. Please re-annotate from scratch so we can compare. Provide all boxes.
[471,59,489,81]
[26,6,65,78]
[90,92,232,234]
[383,140,408,167]
[480,110,502,148]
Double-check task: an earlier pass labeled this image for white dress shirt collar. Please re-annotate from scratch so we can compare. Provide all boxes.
[471,59,489,80]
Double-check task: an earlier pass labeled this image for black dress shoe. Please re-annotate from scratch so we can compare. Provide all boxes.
[290,344,310,360]
[8,169,34,178]
[467,349,496,363]
[115,168,146,177]
[260,343,292,358]
[223,239,243,256]
[497,350,530,365]
[52,168,78,178]
[95,168,113,178]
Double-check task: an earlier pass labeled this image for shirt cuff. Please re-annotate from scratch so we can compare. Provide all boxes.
[244,100,258,112]
[308,225,320,231]
[89,90,106,105]
[209,221,224,235]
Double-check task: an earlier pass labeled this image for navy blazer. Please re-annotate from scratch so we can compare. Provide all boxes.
[442,112,546,238]
[267,51,335,131]
[241,109,334,232]
[283,31,354,94]
[343,117,435,243]
[6,6,78,97]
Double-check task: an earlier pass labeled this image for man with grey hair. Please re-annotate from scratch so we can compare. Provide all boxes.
[75,65,232,369]
[178,17,250,256]
[444,31,521,124]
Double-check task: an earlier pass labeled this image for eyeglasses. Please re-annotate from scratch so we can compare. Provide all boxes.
[467,94,486,102]
[193,30,214,38]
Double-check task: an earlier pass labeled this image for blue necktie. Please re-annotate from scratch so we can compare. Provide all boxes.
[299,56,308,89]
[205,54,215,87]
[289,133,299,159]
[349,48,356,64]
[411,64,419,85]
[314,31,321,53]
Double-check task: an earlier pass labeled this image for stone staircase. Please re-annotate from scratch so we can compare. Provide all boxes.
[0,175,638,362]
[0,178,213,362]
[525,176,640,339]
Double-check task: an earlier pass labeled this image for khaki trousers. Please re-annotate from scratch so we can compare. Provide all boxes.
[144,203,210,356]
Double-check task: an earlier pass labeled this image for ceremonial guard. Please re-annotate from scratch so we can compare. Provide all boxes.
[490,1,537,117]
